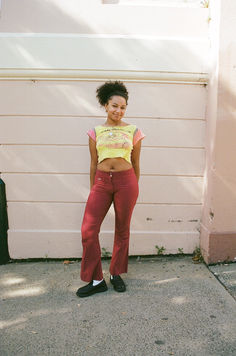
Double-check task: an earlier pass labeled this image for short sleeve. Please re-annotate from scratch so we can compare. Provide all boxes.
[87,128,96,142]
[133,128,146,146]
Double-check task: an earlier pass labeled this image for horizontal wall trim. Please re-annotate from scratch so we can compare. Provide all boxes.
[7,201,201,206]
[1,174,205,178]
[0,69,208,83]
[2,172,204,177]
[9,229,199,234]
[0,143,205,149]
[0,34,209,82]
[6,201,203,205]
[0,114,206,120]
[0,33,209,39]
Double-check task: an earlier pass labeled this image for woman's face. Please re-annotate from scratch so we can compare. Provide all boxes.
[105,96,127,124]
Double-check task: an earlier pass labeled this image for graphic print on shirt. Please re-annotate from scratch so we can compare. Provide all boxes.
[95,125,137,164]
[96,128,132,150]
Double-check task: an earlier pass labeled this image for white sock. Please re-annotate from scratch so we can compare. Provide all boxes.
[93,279,103,286]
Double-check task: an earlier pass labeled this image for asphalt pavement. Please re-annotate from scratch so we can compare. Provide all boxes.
[0,256,236,356]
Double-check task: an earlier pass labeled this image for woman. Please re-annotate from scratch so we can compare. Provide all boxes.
[76,81,145,298]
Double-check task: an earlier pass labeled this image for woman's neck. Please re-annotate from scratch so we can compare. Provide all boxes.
[103,120,128,127]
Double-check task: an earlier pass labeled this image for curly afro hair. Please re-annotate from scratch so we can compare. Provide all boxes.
[96,81,129,106]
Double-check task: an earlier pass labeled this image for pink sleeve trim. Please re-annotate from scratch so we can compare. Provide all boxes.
[87,128,96,141]
[133,128,146,146]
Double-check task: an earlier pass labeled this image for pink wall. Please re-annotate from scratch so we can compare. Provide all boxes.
[0,1,209,259]
[200,0,236,264]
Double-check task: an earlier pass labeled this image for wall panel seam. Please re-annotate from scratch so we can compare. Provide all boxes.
[6,200,203,205]
[1,172,204,176]
[0,115,206,120]
[0,144,205,149]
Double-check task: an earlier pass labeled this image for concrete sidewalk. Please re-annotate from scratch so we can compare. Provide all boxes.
[209,262,236,301]
[0,256,236,356]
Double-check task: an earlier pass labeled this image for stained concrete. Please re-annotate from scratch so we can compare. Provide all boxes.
[0,256,236,356]
[209,262,236,301]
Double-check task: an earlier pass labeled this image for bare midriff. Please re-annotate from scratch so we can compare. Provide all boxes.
[97,157,132,172]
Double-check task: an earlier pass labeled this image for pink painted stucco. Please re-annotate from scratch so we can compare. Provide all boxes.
[200,0,236,264]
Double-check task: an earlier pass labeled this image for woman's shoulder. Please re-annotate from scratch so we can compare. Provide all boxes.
[87,127,96,141]
[133,126,146,145]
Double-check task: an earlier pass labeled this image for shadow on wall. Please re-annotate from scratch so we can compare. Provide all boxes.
[0,0,94,33]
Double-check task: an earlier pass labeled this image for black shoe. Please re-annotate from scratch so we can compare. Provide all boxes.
[110,275,126,292]
[76,279,108,298]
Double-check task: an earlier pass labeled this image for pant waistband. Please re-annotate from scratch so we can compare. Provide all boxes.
[96,167,134,178]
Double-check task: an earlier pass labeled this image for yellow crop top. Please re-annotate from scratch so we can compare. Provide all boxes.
[87,125,145,164]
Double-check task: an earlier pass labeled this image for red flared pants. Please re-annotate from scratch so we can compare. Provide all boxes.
[80,168,139,282]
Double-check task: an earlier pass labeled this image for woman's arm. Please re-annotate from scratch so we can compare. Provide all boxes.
[89,137,98,190]
[131,139,142,182]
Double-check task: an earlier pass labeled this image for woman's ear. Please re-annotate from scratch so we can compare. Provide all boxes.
[104,103,108,112]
